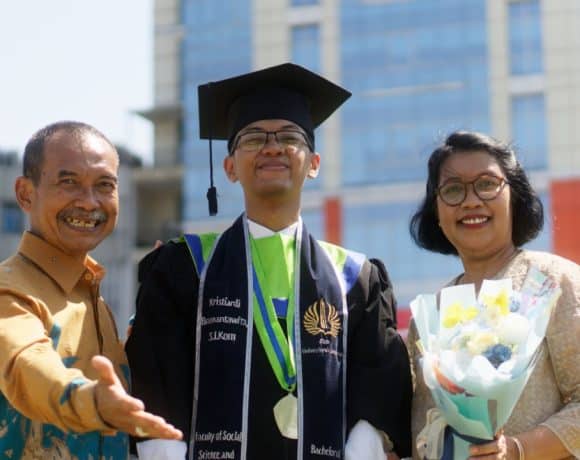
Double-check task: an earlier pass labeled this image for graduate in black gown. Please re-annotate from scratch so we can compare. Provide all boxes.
[126,63,412,460]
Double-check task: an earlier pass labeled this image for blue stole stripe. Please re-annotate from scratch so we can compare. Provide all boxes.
[342,251,365,292]
[184,234,206,273]
[252,268,296,386]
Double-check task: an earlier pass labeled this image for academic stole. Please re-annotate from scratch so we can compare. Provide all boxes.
[184,215,348,460]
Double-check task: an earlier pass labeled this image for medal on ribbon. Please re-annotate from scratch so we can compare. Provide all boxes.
[250,234,298,439]
[273,392,298,439]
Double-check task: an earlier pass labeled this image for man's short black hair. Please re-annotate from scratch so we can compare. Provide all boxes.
[22,121,116,185]
[409,130,544,255]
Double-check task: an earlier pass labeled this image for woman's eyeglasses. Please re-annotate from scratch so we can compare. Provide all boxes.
[437,174,508,206]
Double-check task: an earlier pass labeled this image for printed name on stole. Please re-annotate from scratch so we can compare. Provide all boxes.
[208,296,241,308]
[208,330,237,342]
[310,444,341,458]
[200,316,248,327]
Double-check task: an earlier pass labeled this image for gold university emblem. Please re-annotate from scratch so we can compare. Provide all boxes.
[303,298,341,337]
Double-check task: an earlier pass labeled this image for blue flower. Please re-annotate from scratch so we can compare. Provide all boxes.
[509,292,522,312]
[482,344,512,368]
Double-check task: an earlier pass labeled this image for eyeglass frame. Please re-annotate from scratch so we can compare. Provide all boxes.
[230,129,314,155]
[436,173,509,206]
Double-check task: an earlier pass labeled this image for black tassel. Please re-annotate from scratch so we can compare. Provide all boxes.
[207,185,218,216]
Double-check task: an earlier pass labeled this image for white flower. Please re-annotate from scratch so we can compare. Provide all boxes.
[497,313,530,346]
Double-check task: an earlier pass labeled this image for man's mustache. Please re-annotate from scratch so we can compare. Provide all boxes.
[58,209,108,222]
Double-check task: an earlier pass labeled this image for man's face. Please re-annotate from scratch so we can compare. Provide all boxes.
[16,130,119,260]
[223,119,320,202]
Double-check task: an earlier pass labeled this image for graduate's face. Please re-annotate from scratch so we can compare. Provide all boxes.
[224,119,320,202]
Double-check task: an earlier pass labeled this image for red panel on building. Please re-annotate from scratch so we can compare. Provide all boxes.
[551,179,580,264]
[324,197,342,245]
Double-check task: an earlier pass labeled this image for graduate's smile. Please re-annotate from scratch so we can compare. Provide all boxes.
[256,159,290,174]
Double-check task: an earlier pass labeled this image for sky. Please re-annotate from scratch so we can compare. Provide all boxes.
[0,0,154,162]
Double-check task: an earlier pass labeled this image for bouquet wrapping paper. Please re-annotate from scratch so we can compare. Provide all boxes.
[410,267,561,459]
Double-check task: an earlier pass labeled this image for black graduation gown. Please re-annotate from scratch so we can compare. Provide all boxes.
[126,239,412,458]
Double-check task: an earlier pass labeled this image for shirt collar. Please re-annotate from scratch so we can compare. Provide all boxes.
[247,218,300,239]
[17,231,105,294]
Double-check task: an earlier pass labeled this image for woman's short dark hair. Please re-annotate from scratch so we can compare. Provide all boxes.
[409,130,544,255]
[22,121,114,185]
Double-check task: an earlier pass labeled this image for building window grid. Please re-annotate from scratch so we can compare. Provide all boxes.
[1,202,24,234]
[290,0,319,6]
[508,0,543,76]
[291,22,323,190]
[510,93,548,170]
[180,0,252,220]
[339,0,491,186]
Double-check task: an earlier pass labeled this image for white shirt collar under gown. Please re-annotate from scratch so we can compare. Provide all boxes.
[247,218,300,239]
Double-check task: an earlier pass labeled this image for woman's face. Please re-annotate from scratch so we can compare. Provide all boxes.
[436,151,515,261]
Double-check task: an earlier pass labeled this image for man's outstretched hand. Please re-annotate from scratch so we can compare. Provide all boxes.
[92,355,183,440]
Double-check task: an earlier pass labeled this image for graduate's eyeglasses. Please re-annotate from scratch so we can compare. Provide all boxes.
[233,130,312,153]
[437,174,508,206]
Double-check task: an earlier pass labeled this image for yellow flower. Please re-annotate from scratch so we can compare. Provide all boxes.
[463,305,479,322]
[467,331,499,355]
[442,302,480,328]
[482,289,510,316]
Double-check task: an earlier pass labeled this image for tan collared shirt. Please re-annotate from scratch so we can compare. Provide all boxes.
[0,231,128,437]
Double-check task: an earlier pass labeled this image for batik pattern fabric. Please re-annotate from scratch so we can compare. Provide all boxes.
[0,232,129,460]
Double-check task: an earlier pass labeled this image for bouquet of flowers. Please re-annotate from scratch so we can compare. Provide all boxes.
[410,267,561,460]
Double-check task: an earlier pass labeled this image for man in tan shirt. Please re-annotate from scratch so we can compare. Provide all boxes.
[0,121,181,459]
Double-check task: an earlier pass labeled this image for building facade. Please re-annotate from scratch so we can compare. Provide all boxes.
[141,0,580,330]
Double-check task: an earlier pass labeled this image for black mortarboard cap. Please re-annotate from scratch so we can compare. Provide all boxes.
[197,62,351,216]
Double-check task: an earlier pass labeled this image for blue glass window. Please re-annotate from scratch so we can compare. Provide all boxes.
[301,208,323,237]
[180,0,252,220]
[291,24,320,73]
[524,192,550,251]
[339,0,491,185]
[2,202,24,234]
[508,0,543,75]
[291,24,323,190]
[291,0,318,5]
[344,201,462,306]
[511,93,547,170]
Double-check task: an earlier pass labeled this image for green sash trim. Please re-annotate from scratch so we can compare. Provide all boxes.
[250,234,297,392]
[185,231,299,392]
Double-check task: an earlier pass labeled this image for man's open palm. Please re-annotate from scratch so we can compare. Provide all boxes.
[92,355,183,440]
